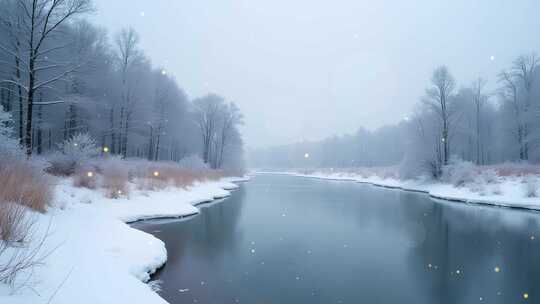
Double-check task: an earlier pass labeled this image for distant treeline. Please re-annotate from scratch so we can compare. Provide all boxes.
[251,56,540,178]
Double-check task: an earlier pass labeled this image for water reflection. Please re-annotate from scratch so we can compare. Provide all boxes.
[135,175,540,304]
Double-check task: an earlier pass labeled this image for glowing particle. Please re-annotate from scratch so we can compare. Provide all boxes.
[74,143,78,147]
[282,214,286,217]
[490,55,495,61]
[295,276,300,280]
[161,69,167,75]
[250,249,255,254]
[178,289,189,293]
[524,293,529,299]
[140,11,145,17]
[153,171,160,177]
[200,281,205,285]
[87,171,94,178]
[479,297,483,301]
[428,263,432,268]
[531,236,535,240]
[456,269,461,274]
[103,146,109,153]
[117,190,123,195]
[304,153,310,159]
[494,266,500,273]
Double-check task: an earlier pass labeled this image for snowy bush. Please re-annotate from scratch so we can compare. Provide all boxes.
[73,165,99,190]
[99,157,130,199]
[524,175,539,198]
[58,133,100,161]
[178,155,209,170]
[48,133,100,176]
[478,169,499,184]
[469,176,486,195]
[491,184,502,195]
[442,159,477,187]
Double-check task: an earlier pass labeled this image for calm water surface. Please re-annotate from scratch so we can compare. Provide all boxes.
[134,174,540,304]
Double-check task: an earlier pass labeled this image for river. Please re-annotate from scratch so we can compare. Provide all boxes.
[134,174,540,303]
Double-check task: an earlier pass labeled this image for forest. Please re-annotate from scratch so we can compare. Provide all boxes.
[0,0,244,169]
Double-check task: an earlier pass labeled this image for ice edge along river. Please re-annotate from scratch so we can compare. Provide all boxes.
[0,176,249,304]
[258,171,540,211]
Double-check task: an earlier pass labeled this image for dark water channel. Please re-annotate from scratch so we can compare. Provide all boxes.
[134,174,540,304]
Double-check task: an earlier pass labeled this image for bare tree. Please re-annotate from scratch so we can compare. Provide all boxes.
[114,28,141,158]
[471,78,488,164]
[511,53,538,160]
[0,0,94,156]
[498,54,539,161]
[194,94,224,166]
[424,66,456,166]
[216,102,243,169]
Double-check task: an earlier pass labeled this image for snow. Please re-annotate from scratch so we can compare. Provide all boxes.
[259,171,540,210]
[0,176,249,304]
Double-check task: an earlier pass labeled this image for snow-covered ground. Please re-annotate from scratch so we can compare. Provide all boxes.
[258,171,540,210]
[0,176,248,304]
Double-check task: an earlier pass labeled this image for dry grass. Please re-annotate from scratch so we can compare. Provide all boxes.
[0,158,52,286]
[69,158,239,198]
[0,203,30,243]
[72,166,98,189]
[134,167,226,191]
[101,163,130,199]
[484,164,540,177]
[0,160,52,213]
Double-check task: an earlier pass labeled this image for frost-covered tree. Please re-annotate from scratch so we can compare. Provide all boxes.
[0,0,94,156]
[57,132,99,162]
[424,66,456,167]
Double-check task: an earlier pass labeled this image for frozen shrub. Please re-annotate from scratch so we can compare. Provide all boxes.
[46,153,77,176]
[491,184,502,195]
[0,201,41,285]
[178,155,209,170]
[469,176,486,195]
[100,158,130,199]
[0,202,31,243]
[73,166,98,189]
[524,175,539,198]
[48,133,100,176]
[442,159,477,187]
[478,169,499,184]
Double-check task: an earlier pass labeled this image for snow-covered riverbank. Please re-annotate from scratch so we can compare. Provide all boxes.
[0,176,248,304]
[258,171,540,210]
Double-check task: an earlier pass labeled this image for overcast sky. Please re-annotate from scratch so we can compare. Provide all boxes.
[91,0,540,149]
